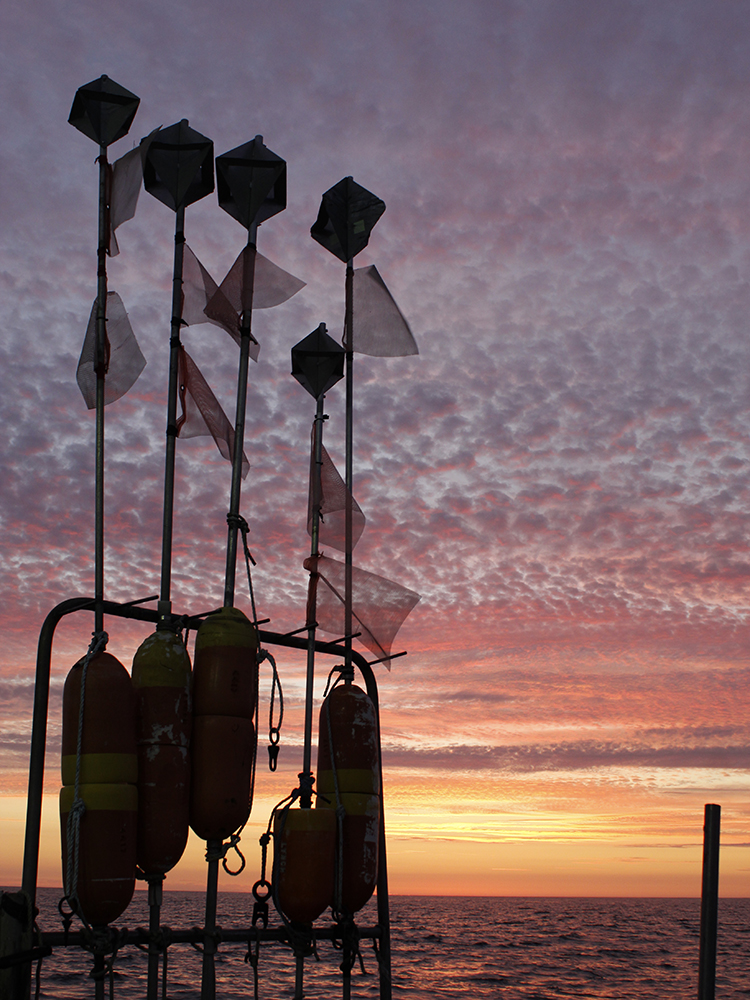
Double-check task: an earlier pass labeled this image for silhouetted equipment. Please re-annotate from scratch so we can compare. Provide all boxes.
[143,120,214,211]
[68,75,140,147]
[311,176,385,262]
[698,803,721,1000]
[216,135,287,230]
[291,323,345,399]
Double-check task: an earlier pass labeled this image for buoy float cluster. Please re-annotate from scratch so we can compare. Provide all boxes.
[275,680,381,924]
[59,611,379,929]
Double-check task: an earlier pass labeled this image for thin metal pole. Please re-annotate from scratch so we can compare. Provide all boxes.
[301,395,326,806]
[343,261,354,681]
[93,953,105,1000]
[698,803,721,1000]
[201,844,220,1000]
[294,954,304,999]
[94,144,109,634]
[224,224,258,608]
[146,877,163,1000]
[159,203,186,624]
[22,598,94,907]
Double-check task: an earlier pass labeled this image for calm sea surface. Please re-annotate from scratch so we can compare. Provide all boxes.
[26,889,750,999]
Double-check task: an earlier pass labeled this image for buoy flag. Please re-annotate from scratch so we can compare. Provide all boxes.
[76,292,146,408]
[303,554,419,668]
[352,265,418,357]
[308,426,365,552]
[175,346,249,478]
[108,147,144,257]
[181,244,304,359]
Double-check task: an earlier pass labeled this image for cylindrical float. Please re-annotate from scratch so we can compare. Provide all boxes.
[189,607,258,841]
[60,651,137,925]
[60,783,137,927]
[316,682,381,914]
[273,807,336,924]
[132,628,192,876]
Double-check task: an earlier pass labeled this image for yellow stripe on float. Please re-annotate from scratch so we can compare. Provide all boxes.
[317,790,380,818]
[316,768,379,796]
[61,753,138,786]
[60,783,138,813]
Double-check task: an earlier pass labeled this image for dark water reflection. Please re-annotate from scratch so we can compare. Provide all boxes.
[29,890,750,999]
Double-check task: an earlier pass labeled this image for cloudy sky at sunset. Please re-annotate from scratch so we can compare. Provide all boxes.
[2,0,750,898]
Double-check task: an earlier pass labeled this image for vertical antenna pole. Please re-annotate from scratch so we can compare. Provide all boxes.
[698,803,721,1000]
[301,395,326,805]
[344,261,354,681]
[224,224,258,609]
[159,203,186,624]
[94,144,109,634]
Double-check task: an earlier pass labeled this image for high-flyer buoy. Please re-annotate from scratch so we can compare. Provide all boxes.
[316,682,380,914]
[189,607,259,841]
[60,650,138,925]
[132,628,192,875]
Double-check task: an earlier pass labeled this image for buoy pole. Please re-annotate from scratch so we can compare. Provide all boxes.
[201,841,221,1000]
[295,955,304,999]
[93,953,106,1000]
[343,260,354,682]
[301,395,326,807]
[146,877,164,1000]
[94,143,108,635]
[158,203,186,625]
[223,223,257,609]
[142,201,186,1000]
[698,803,721,1000]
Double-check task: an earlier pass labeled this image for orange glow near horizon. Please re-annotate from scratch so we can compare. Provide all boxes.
[3,789,749,900]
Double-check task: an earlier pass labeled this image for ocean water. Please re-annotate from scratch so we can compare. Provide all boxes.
[27,889,750,999]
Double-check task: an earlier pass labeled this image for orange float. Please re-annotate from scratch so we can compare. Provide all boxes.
[60,783,137,927]
[189,607,258,841]
[131,627,192,876]
[60,650,137,925]
[273,807,335,924]
[316,682,381,914]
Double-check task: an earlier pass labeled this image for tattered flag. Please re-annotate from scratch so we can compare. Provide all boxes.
[217,245,305,313]
[308,428,365,552]
[108,146,143,257]
[352,265,418,357]
[176,346,249,478]
[181,245,251,354]
[304,554,419,668]
[180,244,304,359]
[76,291,146,408]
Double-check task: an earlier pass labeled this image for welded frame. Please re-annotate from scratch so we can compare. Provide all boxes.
[16,597,392,1000]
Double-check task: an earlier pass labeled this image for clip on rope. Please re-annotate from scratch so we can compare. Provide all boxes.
[258,649,284,771]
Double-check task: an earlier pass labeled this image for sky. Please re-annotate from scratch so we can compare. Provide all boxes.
[2,0,750,899]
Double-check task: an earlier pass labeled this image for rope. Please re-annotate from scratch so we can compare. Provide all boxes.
[84,925,127,1000]
[258,649,284,770]
[227,511,258,624]
[64,630,108,925]
[203,834,247,876]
